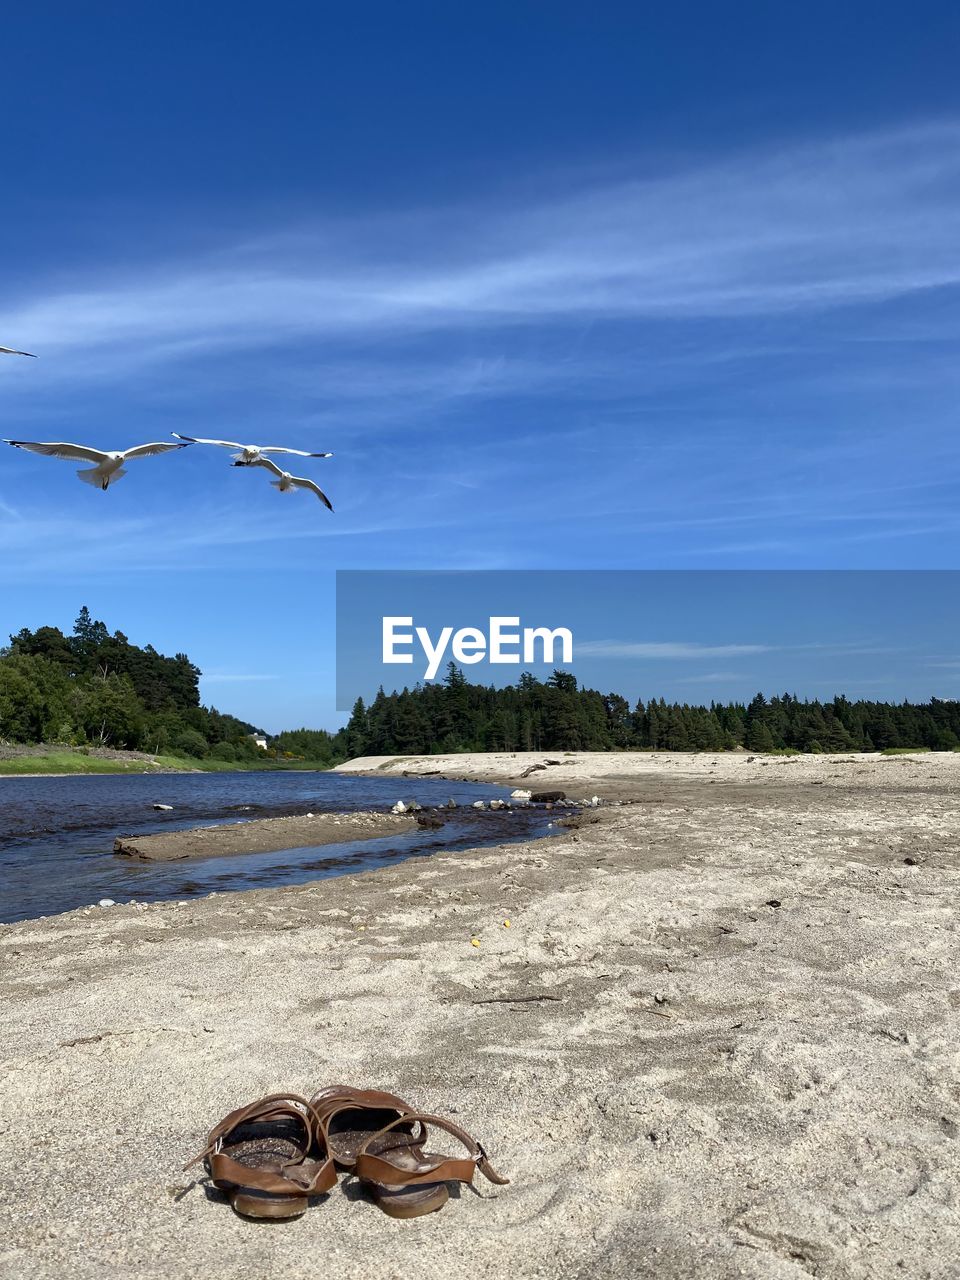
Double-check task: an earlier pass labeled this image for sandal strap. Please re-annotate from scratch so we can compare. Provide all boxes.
[207,1150,337,1196]
[312,1086,428,1152]
[355,1112,509,1187]
[311,1086,415,1124]
[318,1102,427,1148]
[183,1092,329,1175]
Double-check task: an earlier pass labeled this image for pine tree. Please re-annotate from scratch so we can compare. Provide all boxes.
[746,720,775,752]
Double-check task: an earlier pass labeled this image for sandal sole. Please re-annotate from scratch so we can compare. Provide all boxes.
[230,1191,309,1220]
[369,1181,450,1219]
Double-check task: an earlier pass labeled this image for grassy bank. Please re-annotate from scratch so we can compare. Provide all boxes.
[0,749,333,776]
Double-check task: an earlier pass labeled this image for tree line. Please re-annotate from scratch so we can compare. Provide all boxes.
[319,664,960,756]
[4,614,959,761]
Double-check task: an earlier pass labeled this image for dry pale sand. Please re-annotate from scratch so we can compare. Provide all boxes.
[1,750,959,1280]
[113,811,416,861]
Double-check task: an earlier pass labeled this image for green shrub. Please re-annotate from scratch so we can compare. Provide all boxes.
[172,729,209,758]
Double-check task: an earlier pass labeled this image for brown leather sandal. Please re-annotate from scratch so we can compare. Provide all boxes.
[183,1093,336,1220]
[354,1112,509,1219]
[310,1084,426,1171]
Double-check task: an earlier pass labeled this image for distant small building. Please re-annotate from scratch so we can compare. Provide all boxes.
[249,733,269,750]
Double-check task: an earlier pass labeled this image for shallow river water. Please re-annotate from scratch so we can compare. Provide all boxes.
[0,770,556,923]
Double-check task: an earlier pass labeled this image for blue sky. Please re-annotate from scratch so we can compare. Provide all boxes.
[1,4,959,730]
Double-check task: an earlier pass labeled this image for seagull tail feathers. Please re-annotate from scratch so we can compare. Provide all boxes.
[269,479,288,491]
[77,465,125,489]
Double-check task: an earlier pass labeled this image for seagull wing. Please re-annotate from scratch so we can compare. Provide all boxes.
[121,442,190,460]
[171,433,245,449]
[0,346,37,358]
[291,475,334,511]
[259,446,334,458]
[3,440,108,463]
[247,456,285,477]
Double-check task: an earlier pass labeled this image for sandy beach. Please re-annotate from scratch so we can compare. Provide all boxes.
[2,750,959,1279]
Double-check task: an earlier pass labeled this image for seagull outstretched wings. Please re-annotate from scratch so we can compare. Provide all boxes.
[172,433,332,460]
[242,455,334,511]
[4,439,188,490]
[5,440,186,462]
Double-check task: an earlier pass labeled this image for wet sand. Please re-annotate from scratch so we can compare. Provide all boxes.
[2,751,959,1279]
[113,810,417,860]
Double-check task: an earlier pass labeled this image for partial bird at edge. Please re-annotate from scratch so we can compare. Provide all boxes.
[0,346,37,358]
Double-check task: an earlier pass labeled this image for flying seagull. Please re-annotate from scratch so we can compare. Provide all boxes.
[0,346,37,358]
[3,439,189,490]
[239,455,334,511]
[171,433,332,464]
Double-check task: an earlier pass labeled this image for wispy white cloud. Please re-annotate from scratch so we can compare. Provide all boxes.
[0,490,458,579]
[577,640,772,659]
[691,518,960,556]
[2,121,959,387]
[1,119,957,582]
[576,638,906,662]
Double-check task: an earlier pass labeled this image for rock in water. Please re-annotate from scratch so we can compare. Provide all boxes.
[152,804,173,811]
[531,790,566,803]
[98,898,117,908]
[510,788,532,801]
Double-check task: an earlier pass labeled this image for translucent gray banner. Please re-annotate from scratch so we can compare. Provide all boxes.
[335,569,960,711]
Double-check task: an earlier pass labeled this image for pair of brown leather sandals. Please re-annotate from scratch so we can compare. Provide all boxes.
[184,1084,508,1221]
